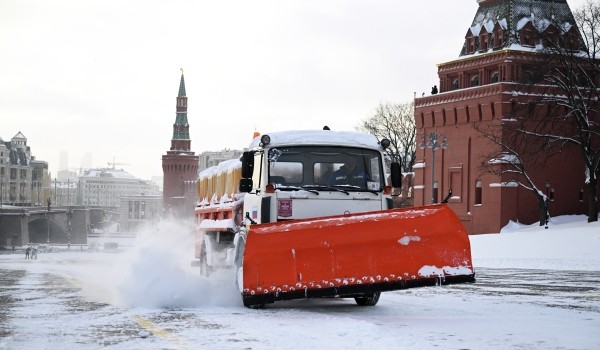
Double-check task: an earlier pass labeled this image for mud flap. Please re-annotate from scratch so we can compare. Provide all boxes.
[240,204,475,307]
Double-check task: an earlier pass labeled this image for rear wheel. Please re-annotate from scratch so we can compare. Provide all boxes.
[354,292,380,306]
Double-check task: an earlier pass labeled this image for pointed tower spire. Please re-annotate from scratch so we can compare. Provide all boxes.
[171,69,191,150]
[178,68,186,97]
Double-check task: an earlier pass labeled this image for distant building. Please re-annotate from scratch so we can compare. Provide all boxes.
[77,168,159,208]
[50,178,79,206]
[118,195,162,232]
[56,169,78,182]
[0,132,50,207]
[199,149,244,173]
[162,71,199,217]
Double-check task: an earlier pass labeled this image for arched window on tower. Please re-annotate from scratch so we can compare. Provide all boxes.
[523,71,534,84]
[471,74,480,87]
[452,78,460,90]
[491,71,499,83]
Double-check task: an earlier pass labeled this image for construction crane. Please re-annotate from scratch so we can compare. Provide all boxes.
[107,157,130,169]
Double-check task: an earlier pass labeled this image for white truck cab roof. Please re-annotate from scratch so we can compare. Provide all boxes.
[248,130,383,150]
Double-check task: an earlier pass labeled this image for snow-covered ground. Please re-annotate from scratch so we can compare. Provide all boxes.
[0,216,599,350]
[472,215,600,271]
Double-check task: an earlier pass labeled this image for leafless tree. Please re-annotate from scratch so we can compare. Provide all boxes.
[523,0,600,222]
[358,101,416,173]
[475,121,554,226]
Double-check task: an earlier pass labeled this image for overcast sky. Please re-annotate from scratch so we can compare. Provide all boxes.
[0,0,588,180]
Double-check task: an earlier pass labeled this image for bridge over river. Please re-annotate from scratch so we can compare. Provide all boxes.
[0,206,117,248]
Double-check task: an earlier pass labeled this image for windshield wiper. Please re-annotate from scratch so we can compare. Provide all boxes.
[276,185,319,195]
[330,184,379,195]
[301,185,349,195]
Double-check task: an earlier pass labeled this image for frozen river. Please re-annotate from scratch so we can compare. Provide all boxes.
[1,250,599,350]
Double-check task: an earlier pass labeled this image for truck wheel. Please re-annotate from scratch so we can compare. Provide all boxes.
[354,292,380,306]
[235,230,264,309]
[199,243,211,277]
[233,233,246,292]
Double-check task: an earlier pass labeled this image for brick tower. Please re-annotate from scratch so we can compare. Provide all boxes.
[162,70,199,217]
[413,0,592,233]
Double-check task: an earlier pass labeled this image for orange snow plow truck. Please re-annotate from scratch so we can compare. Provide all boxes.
[193,129,475,308]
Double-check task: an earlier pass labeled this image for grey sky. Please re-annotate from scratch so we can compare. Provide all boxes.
[0,0,587,180]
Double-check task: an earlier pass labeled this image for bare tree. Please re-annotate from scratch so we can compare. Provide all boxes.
[358,101,416,173]
[523,0,600,222]
[476,122,554,226]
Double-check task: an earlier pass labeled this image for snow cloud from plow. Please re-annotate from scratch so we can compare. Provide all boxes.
[66,220,239,309]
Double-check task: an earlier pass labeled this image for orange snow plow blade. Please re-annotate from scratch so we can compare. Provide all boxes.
[241,204,475,307]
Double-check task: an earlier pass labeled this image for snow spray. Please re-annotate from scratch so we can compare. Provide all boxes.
[72,219,240,308]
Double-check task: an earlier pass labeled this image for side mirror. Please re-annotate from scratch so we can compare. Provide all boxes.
[241,151,254,179]
[391,162,402,188]
[239,178,253,193]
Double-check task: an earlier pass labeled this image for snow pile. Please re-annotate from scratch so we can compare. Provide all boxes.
[470,215,600,271]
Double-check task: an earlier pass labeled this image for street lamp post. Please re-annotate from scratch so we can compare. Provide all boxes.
[67,207,72,251]
[47,197,51,244]
[419,132,448,204]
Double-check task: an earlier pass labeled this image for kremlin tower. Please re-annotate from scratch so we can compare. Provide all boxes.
[162,70,199,217]
[413,0,591,233]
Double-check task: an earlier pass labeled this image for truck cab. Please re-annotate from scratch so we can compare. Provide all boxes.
[239,130,401,224]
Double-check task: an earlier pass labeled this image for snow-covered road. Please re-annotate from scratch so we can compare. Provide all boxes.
[1,216,599,349]
[1,252,598,350]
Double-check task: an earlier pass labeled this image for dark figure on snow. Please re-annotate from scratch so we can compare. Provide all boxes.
[431,85,438,94]
[25,246,31,259]
[328,158,370,187]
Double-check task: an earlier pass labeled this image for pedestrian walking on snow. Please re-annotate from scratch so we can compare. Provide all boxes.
[25,246,31,259]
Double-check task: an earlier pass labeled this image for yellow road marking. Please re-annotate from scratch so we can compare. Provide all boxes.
[132,315,188,349]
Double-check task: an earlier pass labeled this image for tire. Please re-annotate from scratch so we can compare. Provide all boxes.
[354,292,381,306]
[233,231,247,293]
[234,230,265,309]
[199,243,212,277]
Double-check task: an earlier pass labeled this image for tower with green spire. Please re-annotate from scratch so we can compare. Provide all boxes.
[170,70,192,152]
[162,70,199,217]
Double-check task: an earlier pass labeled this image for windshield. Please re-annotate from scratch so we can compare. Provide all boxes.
[267,146,384,192]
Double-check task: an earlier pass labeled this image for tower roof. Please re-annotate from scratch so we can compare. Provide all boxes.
[12,131,27,140]
[460,0,584,56]
[178,69,186,97]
